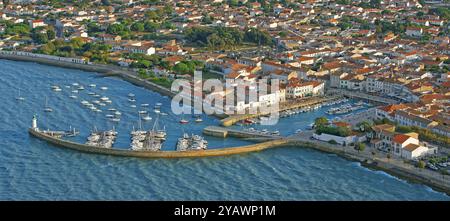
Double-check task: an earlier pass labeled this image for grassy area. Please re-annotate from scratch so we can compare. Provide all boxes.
[202,70,223,80]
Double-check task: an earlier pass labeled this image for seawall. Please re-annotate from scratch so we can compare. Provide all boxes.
[286,140,450,195]
[29,128,450,195]
[29,128,290,158]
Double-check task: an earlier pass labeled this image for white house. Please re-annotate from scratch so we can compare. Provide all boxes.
[29,19,46,29]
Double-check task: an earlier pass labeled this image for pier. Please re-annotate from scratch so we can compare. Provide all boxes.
[220,96,341,127]
[29,128,290,158]
[203,126,282,140]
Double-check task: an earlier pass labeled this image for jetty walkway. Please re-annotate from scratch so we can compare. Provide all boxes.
[29,128,290,158]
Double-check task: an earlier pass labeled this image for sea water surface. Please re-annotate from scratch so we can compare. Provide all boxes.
[0,59,448,200]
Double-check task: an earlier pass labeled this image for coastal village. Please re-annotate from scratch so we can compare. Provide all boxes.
[1,0,450,191]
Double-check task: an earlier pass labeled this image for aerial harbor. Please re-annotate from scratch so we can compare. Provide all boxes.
[0,0,449,202]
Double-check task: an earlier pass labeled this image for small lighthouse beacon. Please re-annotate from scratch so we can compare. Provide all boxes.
[32,115,38,131]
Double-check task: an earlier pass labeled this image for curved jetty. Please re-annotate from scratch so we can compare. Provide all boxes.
[28,128,290,159]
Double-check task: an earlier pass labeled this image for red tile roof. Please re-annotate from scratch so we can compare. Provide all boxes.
[393,134,411,144]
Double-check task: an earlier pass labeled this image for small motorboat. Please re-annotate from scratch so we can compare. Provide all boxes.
[128,93,135,97]
[179,119,189,124]
[52,87,62,92]
[89,84,96,88]
[78,86,85,90]
[138,110,147,114]
[142,115,152,121]
[110,118,120,122]
[128,98,136,102]
[88,92,96,96]
[72,83,79,86]
[195,117,203,123]
[72,90,78,93]
[130,105,137,108]
[141,103,150,107]
[69,95,77,99]
[100,87,108,90]
[160,112,168,116]
[105,114,114,118]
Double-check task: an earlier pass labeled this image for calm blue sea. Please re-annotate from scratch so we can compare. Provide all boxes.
[0,59,448,200]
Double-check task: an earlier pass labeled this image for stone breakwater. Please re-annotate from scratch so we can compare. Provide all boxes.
[29,128,290,158]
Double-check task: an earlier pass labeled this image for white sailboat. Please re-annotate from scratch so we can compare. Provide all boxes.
[44,97,53,112]
[15,88,25,101]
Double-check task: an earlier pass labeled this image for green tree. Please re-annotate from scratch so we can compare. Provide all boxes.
[357,121,373,132]
[173,63,190,75]
[417,160,426,169]
[131,22,145,32]
[228,0,239,7]
[107,23,126,35]
[144,21,160,32]
[47,29,56,40]
[314,117,329,128]
[355,143,366,153]
[33,32,49,44]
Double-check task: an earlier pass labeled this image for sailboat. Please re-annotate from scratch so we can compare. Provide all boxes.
[142,115,152,121]
[15,88,25,101]
[195,116,203,123]
[44,97,53,112]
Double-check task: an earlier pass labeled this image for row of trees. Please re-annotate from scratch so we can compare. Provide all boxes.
[31,27,56,44]
[374,118,450,148]
[185,26,273,50]
[37,38,111,63]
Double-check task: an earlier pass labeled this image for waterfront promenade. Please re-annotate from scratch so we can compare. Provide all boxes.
[288,131,450,195]
[220,96,341,127]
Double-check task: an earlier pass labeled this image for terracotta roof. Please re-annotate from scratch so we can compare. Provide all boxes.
[393,134,412,144]
[333,121,351,128]
[403,143,420,152]
[378,104,408,113]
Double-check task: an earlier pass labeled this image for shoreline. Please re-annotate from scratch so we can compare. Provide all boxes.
[0,53,176,98]
[3,53,449,196]
[286,139,450,196]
